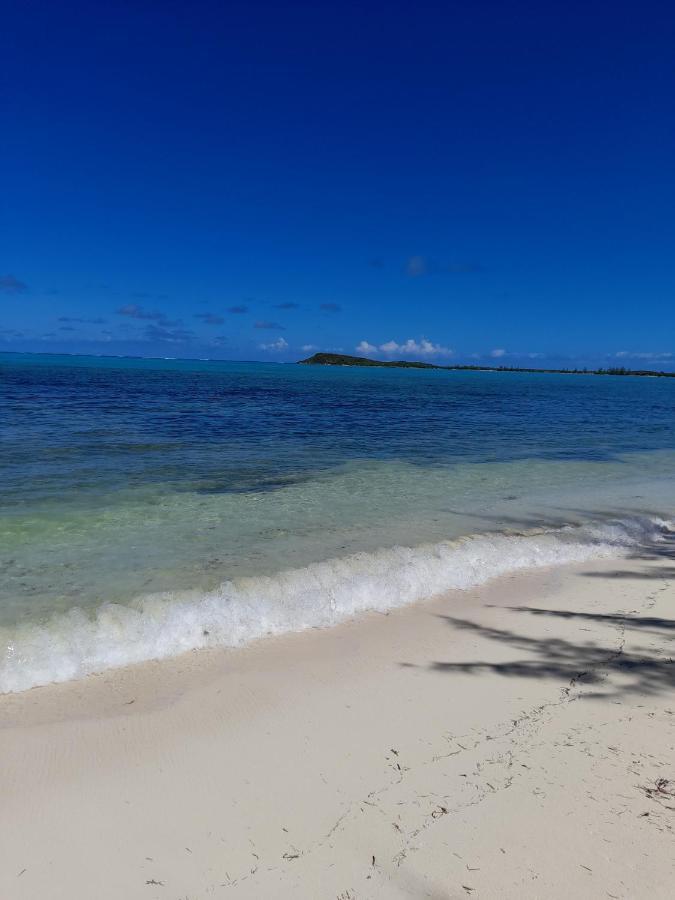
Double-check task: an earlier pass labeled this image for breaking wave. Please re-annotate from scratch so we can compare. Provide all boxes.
[1,515,670,693]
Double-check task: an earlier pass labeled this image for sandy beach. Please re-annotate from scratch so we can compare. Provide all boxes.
[1,553,673,899]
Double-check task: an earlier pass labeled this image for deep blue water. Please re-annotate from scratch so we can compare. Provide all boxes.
[3,352,675,508]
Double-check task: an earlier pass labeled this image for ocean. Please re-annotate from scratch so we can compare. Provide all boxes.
[1,351,674,693]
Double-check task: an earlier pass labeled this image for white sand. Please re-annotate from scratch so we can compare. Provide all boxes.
[1,555,674,899]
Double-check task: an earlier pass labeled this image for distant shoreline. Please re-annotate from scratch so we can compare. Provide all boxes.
[298,352,675,378]
[2,349,674,378]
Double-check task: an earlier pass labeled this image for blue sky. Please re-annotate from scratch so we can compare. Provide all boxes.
[2,1,674,367]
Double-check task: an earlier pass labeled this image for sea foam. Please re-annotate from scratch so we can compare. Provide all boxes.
[1,515,670,693]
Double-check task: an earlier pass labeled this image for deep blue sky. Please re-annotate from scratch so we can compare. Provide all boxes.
[2,1,674,366]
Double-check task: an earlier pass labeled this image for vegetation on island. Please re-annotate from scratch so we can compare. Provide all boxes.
[298,352,675,378]
[298,352,438,369]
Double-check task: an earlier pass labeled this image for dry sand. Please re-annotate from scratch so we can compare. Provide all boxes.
[1,555,674,899]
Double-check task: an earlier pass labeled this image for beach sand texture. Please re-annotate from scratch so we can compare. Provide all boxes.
[1,553,674,899]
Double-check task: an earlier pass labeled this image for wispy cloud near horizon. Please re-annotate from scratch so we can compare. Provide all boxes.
[614,351,673,361]
[143,323,196,343]
[58,316,107,324]
[117,304,168,322]
[404,257,483,277]
[0,275,28,293]
[254,320,285,330]
[194,312,225,325]
[259,337,288,351]
[116,304,185,331]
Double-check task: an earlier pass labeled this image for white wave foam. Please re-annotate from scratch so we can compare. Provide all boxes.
[1,515,670,693]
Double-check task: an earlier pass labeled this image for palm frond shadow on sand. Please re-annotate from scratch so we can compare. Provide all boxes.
[410,609,675,700]
[401,512,675,699]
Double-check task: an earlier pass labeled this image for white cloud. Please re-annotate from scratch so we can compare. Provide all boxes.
[490,348,507,358]
[301,344,318,352]
[379,340,400,353]
[259,337,289,352]
[356,341,378,354]
[358,338,454,359]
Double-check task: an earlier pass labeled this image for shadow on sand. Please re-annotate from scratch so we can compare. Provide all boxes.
[403,508,674,698]
[419,611,674,699]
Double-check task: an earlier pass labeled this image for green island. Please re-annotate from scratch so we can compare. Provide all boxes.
[298,352,675,377]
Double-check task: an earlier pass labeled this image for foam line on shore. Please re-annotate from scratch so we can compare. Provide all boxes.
[1,515,670,693]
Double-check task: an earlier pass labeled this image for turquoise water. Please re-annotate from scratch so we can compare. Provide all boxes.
[1,352,674,691]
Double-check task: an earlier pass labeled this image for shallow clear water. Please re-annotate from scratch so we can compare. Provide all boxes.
[1,352,674,691]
